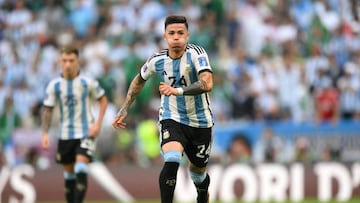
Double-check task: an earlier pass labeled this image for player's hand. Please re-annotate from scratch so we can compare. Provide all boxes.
[112,116,127,129]
[41,133,50,150]
[89,123,100,138]
[112,109,128,129]
[159,82,178,96]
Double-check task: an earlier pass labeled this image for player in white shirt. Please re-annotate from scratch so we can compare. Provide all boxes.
[41,46,107,203]
[113,15,213,203]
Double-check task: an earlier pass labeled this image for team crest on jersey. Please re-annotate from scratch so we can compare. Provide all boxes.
[184,64,191,73]
[162,129,170,139]
[198,57,208,67]
[56,153,61,161]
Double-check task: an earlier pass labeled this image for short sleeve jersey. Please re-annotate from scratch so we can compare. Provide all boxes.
[140,44,214,128]
[43,74,105,140]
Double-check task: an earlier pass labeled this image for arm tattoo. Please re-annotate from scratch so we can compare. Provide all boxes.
[182,79,208,95]
[41,106,53,132]
[118,74,146,115]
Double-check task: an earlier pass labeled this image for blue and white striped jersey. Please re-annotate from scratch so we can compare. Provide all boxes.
[140,44,214,128]
[43,74,105,140]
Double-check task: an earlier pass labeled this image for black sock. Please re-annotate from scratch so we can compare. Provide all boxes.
[65,179,75,203]
[74,173,87,203]
[195,174,210,203]
[159,162,179,203]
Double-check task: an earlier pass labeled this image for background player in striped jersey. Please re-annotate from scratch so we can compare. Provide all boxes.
[113,15,213,203]
[41,46,108,203]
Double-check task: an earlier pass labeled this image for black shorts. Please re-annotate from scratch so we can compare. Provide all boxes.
[159,119,212,168]
[56,138,96,164]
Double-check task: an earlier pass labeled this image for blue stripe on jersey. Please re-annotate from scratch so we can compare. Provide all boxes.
[67,80,74,139]
[174,58,189,125]
[80,79,88,138]
[55,82,63,138]
[156,59,171,119]
[155,59,165,81]
[187,52,207,127]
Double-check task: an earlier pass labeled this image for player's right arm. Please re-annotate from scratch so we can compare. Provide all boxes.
[112,74,146,129]
[42,80,57,150]
[41,106,53,150]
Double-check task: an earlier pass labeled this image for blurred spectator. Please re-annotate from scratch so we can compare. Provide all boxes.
[0,96,21,166]
[37,0,66,36]
[293,137,314,163]
[253,127,286,163]
[290,0,315,32]
[314,77,340,124]
[3,48,27,87]
[225,134,252,164]
[83,35,109,77]
[177,0,201,23]
[111,129,137,165]
[228,49,257,120]
[12,80,37,126]
[336,62,360,120]
[321,146,341,162]
[253,54,280,121]
[97,62,117,103]
[236,0,268,58]
[225,6,240,50]
[136,118,161,167]
[4,0,32,41]
[67,0,98,39]
[275,46,303,121]
[315,0,340,32]
[326,53,342,86]
[305,44,329,92]
[324,24,350,68]
[94,102,118,163]
[0,77,8,113]
[211,69,232,122]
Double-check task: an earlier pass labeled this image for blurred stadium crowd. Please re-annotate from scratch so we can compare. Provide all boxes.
[1,0,360,168]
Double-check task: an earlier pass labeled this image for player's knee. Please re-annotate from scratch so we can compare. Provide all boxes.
[74,162,88,174]
[163,150,182,163]
[63,171,76,180]
[189,171,207,184]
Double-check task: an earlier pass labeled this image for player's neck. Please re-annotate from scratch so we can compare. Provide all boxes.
[168,47,186,59]
[169,52,184,59]
[61,71,79,80]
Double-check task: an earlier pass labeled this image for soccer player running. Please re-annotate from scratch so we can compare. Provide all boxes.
[112,15,214,203]
[41,46,108,203]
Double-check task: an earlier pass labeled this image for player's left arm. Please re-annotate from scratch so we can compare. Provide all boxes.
[41,106,53,150]
[159,70,213,96]
[182,70,213,95]
[89,95,108,138]
[180,48,213,95]
[41,82,56,150]
[113,74,147,129]
[89,79,108,138]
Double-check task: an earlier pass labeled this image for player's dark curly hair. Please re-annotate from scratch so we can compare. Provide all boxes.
[164,15,188,30]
